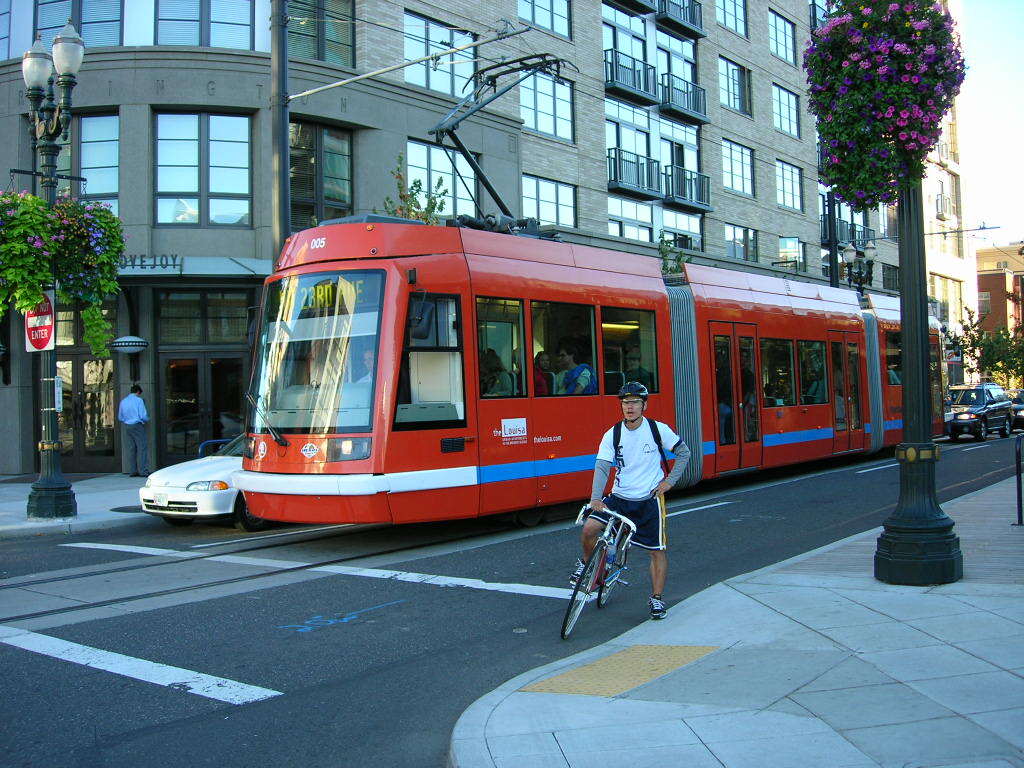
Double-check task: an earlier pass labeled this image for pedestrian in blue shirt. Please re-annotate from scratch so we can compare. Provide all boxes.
[118,384,150,476]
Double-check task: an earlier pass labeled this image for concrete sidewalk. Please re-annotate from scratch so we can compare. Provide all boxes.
[0,474,150,540]
[450,478,1024,768]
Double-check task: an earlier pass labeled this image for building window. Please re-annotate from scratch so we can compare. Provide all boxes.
[519,0,570,37]
[522,175,575,227]
[406,140,476,219]
[718,58,751,115]
[55,114,119,214]
[768,10,796,65]
[777,236,806,271]
[159,290,251,345]
[288,0,354,66]
[663,210,703,251]
[608,196,653,242]
[521,73,574,141]
[775,160,802,210]
[36,0,121,47]
[725,223,757,261]
[928,273,962,324]
[883,263,900,291]
[722,139,754,195]
[156,0,254,48]
[879,202,898,239]
[0,0,9,59]
[602,3,646,59]
[155,113,251,226]
[404,13,475,97]
[978,291,991,316]
[656,30,696,83]
[716,0,746,35]
[289,122,352,231]
[772,84,800,137]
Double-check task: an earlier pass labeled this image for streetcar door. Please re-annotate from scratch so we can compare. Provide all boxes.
[710,322,762,473]
[829,331,865,452]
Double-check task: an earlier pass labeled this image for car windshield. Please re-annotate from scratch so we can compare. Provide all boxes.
[950,389,984,406]
[217,434,246,457]
[250,270,385,434]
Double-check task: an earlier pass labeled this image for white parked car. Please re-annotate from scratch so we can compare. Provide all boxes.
[140,435,271,531]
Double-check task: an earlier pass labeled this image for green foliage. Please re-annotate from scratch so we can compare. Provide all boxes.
[379,154,449,225]
[946,309,1024,387]
[804,0,966,209]
[658,232,690,275]
[0,191,124,356]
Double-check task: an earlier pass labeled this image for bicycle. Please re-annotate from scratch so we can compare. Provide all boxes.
[560,505,638,639]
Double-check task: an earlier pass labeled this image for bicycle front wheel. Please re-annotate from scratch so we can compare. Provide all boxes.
[598,543,628,608]
[560,540,607,640]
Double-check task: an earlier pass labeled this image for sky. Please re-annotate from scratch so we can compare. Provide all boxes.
[955,0,1024,250]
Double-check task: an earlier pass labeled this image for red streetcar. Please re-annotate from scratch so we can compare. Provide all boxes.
[234,217,944,526]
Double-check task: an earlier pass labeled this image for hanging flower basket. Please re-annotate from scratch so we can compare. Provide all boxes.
[0,191,124,356]
[804,0,966,210]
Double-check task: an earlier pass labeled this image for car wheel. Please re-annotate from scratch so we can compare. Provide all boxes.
[514,508,545,527]
[234,494,273,532]
[977,421,987,441]
[1000,416,1012,438]
[163,517,194,527]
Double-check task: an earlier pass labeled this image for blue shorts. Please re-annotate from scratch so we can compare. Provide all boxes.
[587,494,667,551]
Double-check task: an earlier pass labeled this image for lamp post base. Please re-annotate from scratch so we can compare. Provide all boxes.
[874,526,962,585]
[27,481,77,519]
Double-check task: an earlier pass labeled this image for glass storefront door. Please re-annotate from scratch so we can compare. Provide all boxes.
[160,354,246,466]
[56,355,118,473]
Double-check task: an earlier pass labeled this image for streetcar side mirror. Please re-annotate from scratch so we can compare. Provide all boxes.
[409,297,435,340]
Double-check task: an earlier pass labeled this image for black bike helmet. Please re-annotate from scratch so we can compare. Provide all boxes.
[617,381,649,401]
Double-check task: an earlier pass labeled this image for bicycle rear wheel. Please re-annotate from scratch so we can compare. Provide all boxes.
[560,540,607,640]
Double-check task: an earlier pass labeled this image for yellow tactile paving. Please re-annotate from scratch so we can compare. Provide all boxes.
[520,645,718,697]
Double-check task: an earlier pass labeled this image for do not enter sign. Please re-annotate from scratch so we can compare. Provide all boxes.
[25,291,56,352]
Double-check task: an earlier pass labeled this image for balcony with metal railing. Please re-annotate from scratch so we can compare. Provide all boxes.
[663,165,711,211]
[819,216,876,248]
[607,148,662,199]
[658,73,708,123]
[809,1,829,29]
[936,193,952,220]
[655,0,706,37]
[604,50,660,105]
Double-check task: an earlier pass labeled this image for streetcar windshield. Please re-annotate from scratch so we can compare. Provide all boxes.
[250,270,385,434]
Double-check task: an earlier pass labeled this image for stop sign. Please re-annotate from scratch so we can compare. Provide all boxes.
[25,291,56,352]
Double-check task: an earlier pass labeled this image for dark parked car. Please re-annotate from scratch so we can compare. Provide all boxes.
[948,383,1013,441]
[1008,389,1024,431]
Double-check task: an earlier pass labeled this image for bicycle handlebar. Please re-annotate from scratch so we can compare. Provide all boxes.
[575,505,638,534]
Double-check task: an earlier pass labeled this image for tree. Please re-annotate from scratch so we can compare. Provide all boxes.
[946,308,1024,387]
[379,155,449,225]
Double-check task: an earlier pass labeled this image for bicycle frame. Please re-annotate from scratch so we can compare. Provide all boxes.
[575,505,637,583]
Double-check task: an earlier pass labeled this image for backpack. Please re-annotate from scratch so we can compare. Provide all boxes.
[612,417,668,473]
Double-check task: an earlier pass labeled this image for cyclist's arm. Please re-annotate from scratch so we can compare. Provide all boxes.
[654,440,690,496]
[590,459,613,511]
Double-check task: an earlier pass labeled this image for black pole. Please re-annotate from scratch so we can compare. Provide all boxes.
[826,190,840,288]
[27,76,76,519]
[271,0,290,252]
[1015,434,1022,526]
[874,179,961,584]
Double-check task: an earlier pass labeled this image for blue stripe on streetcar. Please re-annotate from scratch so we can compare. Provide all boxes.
[478,448,682,485]
[884,419,903,431]
[762,427,834,447]
[702,441,717,455]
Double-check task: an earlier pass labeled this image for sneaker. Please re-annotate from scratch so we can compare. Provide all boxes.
[649,595,667,620]
[569,558,586,588]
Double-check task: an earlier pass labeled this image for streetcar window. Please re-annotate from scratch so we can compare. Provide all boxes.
[797,340,828,405]
[531,302,598,396]
[760,339,796,406]
[714,335,736,446]
[476,298,525,398]
[848,343,862,430]
[885,332,902,385]
[395,294,466,428]
[601,307,658,394]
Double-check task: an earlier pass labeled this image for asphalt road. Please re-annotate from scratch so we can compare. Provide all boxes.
[0,436,1017,768]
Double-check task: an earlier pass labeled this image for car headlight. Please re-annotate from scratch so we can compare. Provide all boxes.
[327,437,372,461]
[186,480,231,491]
[144,477,153,487]
[955,413,976,420]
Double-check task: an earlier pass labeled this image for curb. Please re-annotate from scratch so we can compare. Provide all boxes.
[0,511,149,542]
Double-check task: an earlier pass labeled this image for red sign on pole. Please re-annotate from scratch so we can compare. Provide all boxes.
[25,291,56,352]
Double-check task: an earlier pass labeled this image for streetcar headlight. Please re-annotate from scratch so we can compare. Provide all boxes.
[186,480,231,491]
[955,413,975,420]
[327,437,372,461]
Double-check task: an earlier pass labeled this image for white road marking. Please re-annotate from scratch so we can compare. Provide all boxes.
[314,564,574,599]
[962,445,990,452]
[856,463,899,474]
[666,501,732,518]
[0,627,281,705]
[189,524,351,549]
[60,543,198,558]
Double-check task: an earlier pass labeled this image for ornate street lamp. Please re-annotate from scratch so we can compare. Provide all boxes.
[843,242,876,296]
[22,23,85,519]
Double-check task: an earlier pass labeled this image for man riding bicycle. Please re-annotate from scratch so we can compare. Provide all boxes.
[572,381,690,620]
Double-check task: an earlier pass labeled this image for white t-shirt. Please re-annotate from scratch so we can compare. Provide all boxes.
[596,419,681,500]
